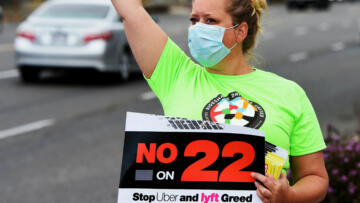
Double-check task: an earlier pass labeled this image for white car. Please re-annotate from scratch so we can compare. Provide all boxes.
[15,0,140,82]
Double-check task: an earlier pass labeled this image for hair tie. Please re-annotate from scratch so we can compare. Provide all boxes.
[250,0,257,16]
[251,6,256,16]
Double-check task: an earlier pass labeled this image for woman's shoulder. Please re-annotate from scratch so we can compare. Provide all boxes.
[255,68,306,95]
[254,69,312,120]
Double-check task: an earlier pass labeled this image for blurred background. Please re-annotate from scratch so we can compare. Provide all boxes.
[0,0,359,202]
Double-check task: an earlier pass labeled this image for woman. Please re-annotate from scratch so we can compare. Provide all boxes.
[111,0,329,202]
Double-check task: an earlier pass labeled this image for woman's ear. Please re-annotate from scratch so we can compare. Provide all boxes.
[235,22,248,43]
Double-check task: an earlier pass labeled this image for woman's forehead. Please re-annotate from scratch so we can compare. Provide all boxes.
[191,0,229,16]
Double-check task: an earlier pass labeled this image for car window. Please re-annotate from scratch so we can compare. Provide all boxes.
[34,4,110,19]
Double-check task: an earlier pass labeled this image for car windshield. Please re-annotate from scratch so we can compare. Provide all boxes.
[34,4,110,19]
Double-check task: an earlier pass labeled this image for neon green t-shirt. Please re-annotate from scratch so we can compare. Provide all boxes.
[145,38,326,172]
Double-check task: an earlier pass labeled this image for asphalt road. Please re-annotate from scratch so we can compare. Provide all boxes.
[0,3,359,203]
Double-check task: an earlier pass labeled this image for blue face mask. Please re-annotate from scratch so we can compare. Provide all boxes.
[188,23,239,67]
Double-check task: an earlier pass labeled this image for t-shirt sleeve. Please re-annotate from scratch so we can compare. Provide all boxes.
[290,87,326,156]
[144,37,194,104]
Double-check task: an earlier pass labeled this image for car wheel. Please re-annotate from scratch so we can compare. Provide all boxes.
[286,4,292,11]
[120,53,130,80]
[297,4,307,10]
[19,68,41,83]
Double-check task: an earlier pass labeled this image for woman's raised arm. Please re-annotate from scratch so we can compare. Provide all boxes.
[111,0,168,78]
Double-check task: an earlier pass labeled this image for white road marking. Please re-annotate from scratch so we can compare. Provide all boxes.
[0,44,14,53]
[294,27,308,36]
[331,42,345,52]
[0,69,19,80]
[319,22,330,32]
[0,119,55,140]
[140,91,157,101]
[290,52,308,62]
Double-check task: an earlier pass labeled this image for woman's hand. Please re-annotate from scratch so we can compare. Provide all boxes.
[251,172,293,203]
[111,0,142,20]
[251,152,328,203]
[110,0,167,78]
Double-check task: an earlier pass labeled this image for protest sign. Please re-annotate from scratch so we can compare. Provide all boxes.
[118,112,266,203]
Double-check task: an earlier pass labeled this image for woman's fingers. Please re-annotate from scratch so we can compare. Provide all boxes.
[253,172,292,202]
[255,181,272,199]
[251,172,276,190]
[256,185,270,203]
[266,173,278,185]
[279,172,287,180]
[251,172,265,182]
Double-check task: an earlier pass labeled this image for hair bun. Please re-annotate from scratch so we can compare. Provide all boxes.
[251,0,267,17]
[227,0,268,58]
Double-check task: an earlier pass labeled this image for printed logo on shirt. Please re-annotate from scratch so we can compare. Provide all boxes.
[202,92,266,129]
[165,117,225,130]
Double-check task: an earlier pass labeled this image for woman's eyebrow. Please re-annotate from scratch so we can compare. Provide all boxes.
[203,13,214,17]
[202,13,218,18]
[205,14,222,21]
[191,11,217,17]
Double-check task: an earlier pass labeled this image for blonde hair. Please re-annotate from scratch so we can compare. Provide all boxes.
[226,0,267,58]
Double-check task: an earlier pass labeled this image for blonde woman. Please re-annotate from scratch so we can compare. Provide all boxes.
[111,0,329,202]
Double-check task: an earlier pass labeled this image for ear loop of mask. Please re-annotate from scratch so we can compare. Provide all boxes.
[226,24,240,50]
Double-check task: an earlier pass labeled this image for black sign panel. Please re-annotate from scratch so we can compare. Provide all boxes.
[120,131,265,191]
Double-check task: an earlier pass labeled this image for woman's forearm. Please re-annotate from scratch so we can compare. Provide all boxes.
[287,174,328,203]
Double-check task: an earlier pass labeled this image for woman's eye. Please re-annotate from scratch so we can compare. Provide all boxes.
[190,18,198,25]
[207,18,216,24]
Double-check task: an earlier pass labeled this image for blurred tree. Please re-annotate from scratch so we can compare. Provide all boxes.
[0,0,45,22]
